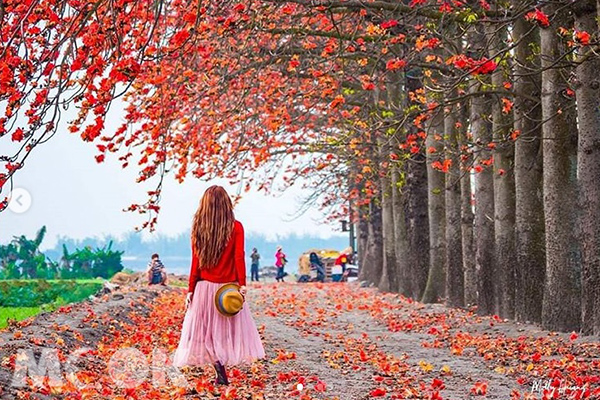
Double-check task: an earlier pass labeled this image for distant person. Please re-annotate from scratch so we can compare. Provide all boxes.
[147,253,167,285]
[309,252,325,283]
[173,185,264,385]
[250,248,260,282]
[335,247,353,274]
[275,246,287,282]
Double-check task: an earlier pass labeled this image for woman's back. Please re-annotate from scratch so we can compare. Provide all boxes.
[175,185,264,374]
[188,220,246,293]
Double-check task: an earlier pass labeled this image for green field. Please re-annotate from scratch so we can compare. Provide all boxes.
[168,280,187,288]
[0,307,41,329]
[0,279,104,329]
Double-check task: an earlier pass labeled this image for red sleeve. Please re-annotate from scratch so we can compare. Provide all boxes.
[188,250,200,293]
[234,221,246,286]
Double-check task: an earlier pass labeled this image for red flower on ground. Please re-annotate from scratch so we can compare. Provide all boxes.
[471,381,488,395]
[370,388,387,397]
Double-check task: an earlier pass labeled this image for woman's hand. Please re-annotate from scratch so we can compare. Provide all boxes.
[185,292,193,311]
[239,286,247,299]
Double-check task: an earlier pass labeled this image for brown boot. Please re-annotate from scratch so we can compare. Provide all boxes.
[214,362,229,385]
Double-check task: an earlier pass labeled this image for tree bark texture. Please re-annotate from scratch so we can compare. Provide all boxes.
[488,25,516,318]
[512,4,545,323]
[422,110,446,303]
[444,103,464,307]
[540,2,581,332]
[574,0,600,335]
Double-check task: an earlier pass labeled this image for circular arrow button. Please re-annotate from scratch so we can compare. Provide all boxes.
[8,188,32,214]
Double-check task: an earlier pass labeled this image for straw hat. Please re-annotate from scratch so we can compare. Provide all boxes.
[214,283,244,317]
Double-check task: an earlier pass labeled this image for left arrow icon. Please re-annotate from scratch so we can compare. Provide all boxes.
[8,188,32,213]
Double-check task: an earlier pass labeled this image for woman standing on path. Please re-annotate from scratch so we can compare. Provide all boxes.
[275,246,287,282]
[173,186,265,385]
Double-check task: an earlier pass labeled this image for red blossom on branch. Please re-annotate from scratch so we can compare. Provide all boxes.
[439,2,452,13]
[386,58,407,70]
[380,19,399,29]
[574,30,591,45]
[11,128,24,142]
[525,8,550,28]
[448,55,497,75]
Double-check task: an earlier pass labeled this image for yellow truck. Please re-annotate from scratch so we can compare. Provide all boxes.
[298,249,344,282]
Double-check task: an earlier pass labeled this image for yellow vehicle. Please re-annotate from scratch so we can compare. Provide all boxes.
[298,249,341,282]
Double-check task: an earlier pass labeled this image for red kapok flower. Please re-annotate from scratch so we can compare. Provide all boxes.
[574,30,591,45]
[525,8,550,28]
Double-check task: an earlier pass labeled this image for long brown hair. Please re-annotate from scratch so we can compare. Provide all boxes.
[191,186,235,269]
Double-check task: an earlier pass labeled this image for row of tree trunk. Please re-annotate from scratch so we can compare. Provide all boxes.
[357,0,600,334]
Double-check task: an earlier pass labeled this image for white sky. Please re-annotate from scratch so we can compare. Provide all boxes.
[0,128,343,249]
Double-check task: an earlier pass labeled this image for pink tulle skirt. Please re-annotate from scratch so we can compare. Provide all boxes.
[173,281,265,367]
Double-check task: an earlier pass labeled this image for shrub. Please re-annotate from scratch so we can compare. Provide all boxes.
[0,279,103,307]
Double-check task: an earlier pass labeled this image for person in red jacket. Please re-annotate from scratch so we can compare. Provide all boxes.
[335,247,353,274]
[173,186,265,385]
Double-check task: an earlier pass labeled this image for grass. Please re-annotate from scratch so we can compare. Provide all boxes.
[168,280,187,288]
[0,279,106,329]
[1,278,104,284]
[0,306,41,329]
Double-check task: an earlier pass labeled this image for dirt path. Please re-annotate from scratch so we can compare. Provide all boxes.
[0,285,161,399]
[252,283,518,399]
[1,281,599,399]
[251,283,600,399]
[330,301,517,399]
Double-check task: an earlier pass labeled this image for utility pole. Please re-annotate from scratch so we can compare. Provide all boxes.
[349,220,355,252]
[342,198,356,253]
[349,195,355,252]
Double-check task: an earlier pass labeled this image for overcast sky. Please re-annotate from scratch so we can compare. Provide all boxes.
[0,128,343,249]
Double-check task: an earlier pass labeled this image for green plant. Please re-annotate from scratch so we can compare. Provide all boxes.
[0,227,47,279]
[0,228,124,280]
[0,307,41,329]
[0,279,103,307]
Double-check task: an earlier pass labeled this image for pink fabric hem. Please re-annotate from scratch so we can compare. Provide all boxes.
[173,281,265,367]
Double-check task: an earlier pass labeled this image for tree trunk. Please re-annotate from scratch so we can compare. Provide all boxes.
[422,110,446,303]
[392,161,411,297]
[470,76,495,315]
[513,4,545,323]
[488,25,516,318]
[405,156,429,300]
[405,69,430,300]
[540,3,581,332]
[357,207,369,275]
[384,72,405,294]
[574,0,600,335]
[403,158,427,300]
[460,104,476,307]
[379,139,398,292]
[445,103,464,307]
[359,202,384,284]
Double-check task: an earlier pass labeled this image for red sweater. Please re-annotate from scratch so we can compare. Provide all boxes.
[188,220,246,293]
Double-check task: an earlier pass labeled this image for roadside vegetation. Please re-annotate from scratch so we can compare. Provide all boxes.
[0,227,123,328]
